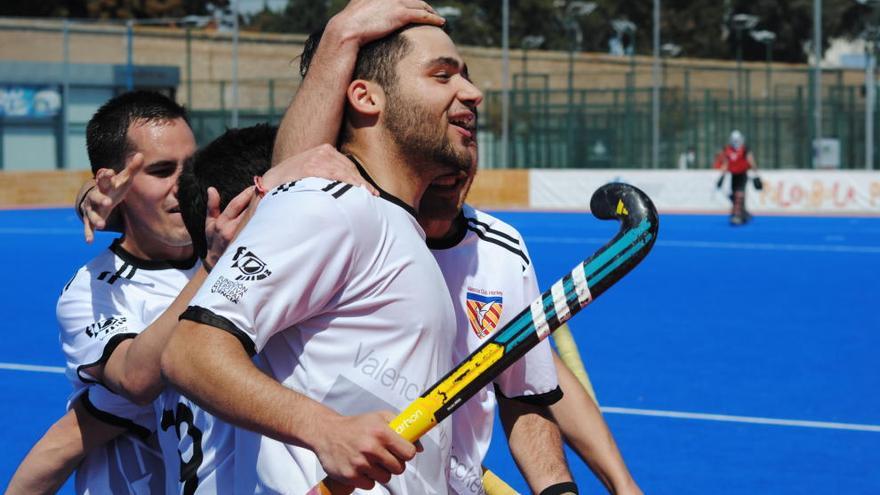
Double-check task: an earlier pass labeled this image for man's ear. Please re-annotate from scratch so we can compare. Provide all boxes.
[346,79,385,118]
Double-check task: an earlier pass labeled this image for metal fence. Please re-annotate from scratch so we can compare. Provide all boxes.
[2,18,878,171]
[478,70,876,170]
[186,81,876,172]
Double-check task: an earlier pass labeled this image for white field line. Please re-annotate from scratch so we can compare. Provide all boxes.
[0,228,82,236]
[0,362,65,374]
[529,236,880,254]
[3,361,877,433]
[5,227,879,253]
[601,406,880,433]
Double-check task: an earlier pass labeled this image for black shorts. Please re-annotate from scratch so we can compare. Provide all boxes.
[731,173,748,192]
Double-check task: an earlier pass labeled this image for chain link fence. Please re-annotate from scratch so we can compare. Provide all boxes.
[1,18,876,171]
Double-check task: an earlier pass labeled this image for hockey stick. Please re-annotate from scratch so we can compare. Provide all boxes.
[309,182,659,495]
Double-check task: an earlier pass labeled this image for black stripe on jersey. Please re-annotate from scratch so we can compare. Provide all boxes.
[346,155,418,218]
[79,387,152,439]
[63,273,76,293]
[270,180,299,196]
[321,180,341,192]
[110,239,198,270]
[332,183,353,198]
[466,217,521,246]
[494,384,564,407]
[180,306,256,357]
[107,262,130,285]
[465,224,531,267]
[75,333,138,385]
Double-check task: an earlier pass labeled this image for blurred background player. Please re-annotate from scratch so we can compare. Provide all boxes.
[716,129,761,225]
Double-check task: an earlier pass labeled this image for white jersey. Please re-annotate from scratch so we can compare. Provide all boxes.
[184,177,457,495]
[429,205,560,495]
[57,239,199,494]
[155,387,240,494]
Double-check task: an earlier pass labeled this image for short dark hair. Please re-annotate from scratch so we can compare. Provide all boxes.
[300,25,423,145]
[86,90,188,175]
[300,25,413,90]
[177,124,277,261]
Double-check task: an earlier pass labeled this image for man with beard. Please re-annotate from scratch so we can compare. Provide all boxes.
[266,18,642,495]
[159,24,481,493]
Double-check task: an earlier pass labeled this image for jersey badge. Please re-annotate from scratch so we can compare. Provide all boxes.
[466,291,503,339]
[231,246,272,281]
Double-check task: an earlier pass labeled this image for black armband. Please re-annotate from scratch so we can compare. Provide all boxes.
[539,481,579,495]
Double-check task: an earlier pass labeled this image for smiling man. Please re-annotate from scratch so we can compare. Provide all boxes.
[55,91,199,494]
[160,24,483,494]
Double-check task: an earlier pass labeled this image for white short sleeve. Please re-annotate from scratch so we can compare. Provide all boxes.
[58,281,148,383]
[184,186,357,354]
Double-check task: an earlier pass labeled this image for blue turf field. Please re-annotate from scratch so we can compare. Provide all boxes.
[1,207,878,494]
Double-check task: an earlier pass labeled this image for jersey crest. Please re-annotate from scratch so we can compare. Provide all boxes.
[465,291,502,338]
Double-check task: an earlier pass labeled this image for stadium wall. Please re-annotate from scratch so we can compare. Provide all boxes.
[3,169,878,216]
[0,170,91,208]
[529,170,880,215]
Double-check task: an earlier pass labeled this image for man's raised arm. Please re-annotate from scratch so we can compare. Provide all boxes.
[272,0,444,164]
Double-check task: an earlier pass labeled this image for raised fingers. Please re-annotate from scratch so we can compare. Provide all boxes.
[113,152,145,189]
[205,186,222,221]
[220,184,256,221]
[83,216,95,244]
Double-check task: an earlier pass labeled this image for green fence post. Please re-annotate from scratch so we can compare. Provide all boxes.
[745,68,753,144]
[703,89,711,168]
[220,80,226,114]
[797,85,806,167]
[186,27,193,108]
[268,79,275,121]
[625,72,634,167]
[773,96,780,168]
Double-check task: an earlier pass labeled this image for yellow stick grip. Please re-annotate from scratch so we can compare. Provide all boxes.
[482,468,520,495]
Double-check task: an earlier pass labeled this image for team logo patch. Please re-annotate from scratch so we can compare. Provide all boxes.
[466,292,503,338]
[84,316,128,341]
[231,247,272,281]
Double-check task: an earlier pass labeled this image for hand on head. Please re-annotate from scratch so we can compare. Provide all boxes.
[202,185,256,271]
[331,0,445,47]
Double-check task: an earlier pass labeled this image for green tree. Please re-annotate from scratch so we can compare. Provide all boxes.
[246,0,346,34]
[0,0,225,19]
